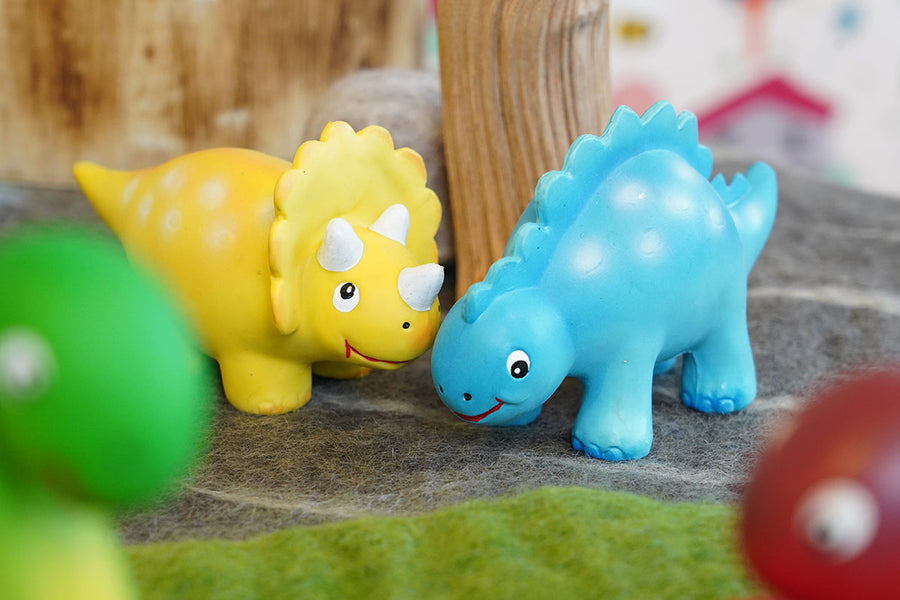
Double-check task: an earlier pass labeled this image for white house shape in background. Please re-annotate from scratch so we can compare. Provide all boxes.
[697,76,833,172]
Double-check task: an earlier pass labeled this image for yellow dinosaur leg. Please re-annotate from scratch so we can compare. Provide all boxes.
[217,352,313,415]
[312,362,372,379]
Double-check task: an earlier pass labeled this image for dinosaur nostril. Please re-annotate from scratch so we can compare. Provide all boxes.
[463,393,472,401]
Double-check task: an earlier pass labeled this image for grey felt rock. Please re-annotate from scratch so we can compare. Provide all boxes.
[302,68,453,266]
[3,154,898,545]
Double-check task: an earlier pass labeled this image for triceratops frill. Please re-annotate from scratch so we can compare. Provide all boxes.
[432,101,777,461]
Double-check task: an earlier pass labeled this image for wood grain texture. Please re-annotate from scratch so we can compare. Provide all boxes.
[438,0,611,297]
[0,0,424,185]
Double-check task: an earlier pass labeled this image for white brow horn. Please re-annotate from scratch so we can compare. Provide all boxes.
[369,204,410,245]
[398,263,444,311]
[317,218,363,272]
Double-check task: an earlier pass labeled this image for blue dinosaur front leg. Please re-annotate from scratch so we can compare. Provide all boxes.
[681,310,757,414]
[571,356,656,461]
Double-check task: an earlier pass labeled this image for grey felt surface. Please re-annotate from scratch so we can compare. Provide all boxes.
[3,158,899,544]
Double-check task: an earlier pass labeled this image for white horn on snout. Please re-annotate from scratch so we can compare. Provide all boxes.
[317,218,363,272]
[398,263,444,311]
[369,204,410,245]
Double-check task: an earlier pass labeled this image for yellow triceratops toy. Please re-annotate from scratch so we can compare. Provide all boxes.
[73,122,443,415]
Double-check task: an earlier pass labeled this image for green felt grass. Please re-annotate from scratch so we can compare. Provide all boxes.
[127,487,761,600]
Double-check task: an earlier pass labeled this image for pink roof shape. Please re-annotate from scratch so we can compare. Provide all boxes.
[698,76,833,135]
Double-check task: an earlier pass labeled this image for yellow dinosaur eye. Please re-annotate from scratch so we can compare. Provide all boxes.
[333,282,360,313]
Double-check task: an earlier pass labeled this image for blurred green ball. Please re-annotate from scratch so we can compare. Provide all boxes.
[0,226,210,507]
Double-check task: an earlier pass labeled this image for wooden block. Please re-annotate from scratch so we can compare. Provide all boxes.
[0,0,425,186]
[438,0,611,297]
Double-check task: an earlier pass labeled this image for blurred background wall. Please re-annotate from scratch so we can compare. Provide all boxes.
[605,0,900,197]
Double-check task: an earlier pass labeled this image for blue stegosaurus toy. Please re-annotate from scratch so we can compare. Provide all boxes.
[431,101,777,461]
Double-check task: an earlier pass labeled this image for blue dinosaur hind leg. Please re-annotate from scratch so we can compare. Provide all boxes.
[572,357,656,461]
[680,314,757,415]
[653,356,679,375]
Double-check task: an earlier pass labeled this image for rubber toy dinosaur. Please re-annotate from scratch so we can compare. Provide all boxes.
[741,367,900,600]
[0,227,209,600]
[431,101,777,461]
[74,122,443,415]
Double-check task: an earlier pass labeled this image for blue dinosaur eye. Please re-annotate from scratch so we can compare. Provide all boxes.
[506,350,530,379]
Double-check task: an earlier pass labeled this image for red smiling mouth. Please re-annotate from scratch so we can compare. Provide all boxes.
[455,398,505,422]
[345,340,409,365]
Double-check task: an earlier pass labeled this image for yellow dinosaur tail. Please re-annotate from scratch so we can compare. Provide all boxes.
[73,161,140,232]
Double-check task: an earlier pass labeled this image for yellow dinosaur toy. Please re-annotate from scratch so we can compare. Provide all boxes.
[74,122,443,415]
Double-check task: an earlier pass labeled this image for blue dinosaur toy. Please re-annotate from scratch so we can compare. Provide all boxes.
[431,101,777,461]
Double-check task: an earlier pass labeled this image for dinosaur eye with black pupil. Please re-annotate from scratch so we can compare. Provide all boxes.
[332,281,360,312]
[506,350,530,379]
[511,361,528,378]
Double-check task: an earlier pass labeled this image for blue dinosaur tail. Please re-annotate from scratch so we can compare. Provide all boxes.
[712,162,778,274]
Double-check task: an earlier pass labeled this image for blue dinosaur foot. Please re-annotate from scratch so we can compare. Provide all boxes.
[681,392,749,415]
[681,337,757,415]
[571,436,651,461]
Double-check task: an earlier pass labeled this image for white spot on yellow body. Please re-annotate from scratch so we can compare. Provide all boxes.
[161,166,186,192]
[256,201,275,229]
[137,193,153,223]
[199,179,228,210]
[207,219,238,252]
[161,208,182,240]
[122,178,140,207]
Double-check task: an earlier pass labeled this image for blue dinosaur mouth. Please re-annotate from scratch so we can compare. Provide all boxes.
[455,398,504,422]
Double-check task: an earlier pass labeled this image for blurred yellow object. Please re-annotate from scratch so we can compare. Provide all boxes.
[74,122,443,415]
[1,487,136,600]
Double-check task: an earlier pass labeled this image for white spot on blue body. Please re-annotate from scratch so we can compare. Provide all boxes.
[707,204,726,232]
[611,182,648,210]
[637,228,664,258]
[572,241,605,275]
[665,192,692,214]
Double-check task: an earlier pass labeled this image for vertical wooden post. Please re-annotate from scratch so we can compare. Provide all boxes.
[438,0,611,297]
